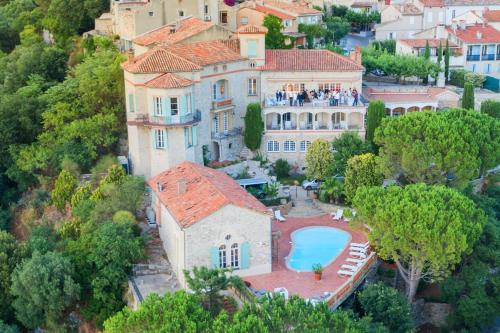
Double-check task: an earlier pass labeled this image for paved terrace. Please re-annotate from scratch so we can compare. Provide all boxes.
[245,214,374,303]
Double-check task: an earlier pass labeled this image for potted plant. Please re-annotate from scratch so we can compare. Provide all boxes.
[312,263,323,280]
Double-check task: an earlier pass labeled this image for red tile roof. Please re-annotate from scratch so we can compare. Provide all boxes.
[237,24,268,34]
[261,49,363,72]
[362,87,458,103]
[254,4,295,20]
[144,73,194,89]
[133,17,214,47]
[166,40,244,66]
[148,161,270,228]
[121,47,201,73]
[399,38,457,48]
[420,0,444,7]
[484,10,500,22]
[447,24,500,43]
[263,1,321,15]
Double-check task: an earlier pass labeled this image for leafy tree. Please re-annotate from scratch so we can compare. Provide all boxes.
[375,109,500,188]
[0,231,26,324]
[67,220,143,326]
[331,5,349,17]
[371,39,396,54]
[461,81,475,110]
[320,177,344,204]
[70,182,92,208]
[28,224,61,254]
[324,16,350,44]
[331,131,369,175]
[305,139,334,180]
[184,267,244,314]
[298,23,326,49]
[353,184,485,301]
[444,39,450,81]
[11,251,80,330]
[51,169,78,211]
[437,41,442,68]
[358,282,414,333]
[243,103,263,151]
[365,100,385,152]
[480,99,500,119]
[103,292,212,333]
[0,320,19,333]
[344,153,382,203]
[262,15,287,49]
[274,158,290,179]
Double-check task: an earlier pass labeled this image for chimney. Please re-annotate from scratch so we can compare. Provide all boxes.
[177,179,187,195]
[355,46,362,65]
[157,182,163,192]
[349,48,356,62]
[127,48,135,63]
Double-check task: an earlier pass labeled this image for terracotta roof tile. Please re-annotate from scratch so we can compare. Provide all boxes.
[144,73,194,89]
[148,161,270,228]
[484,10,500,22]
[121,47,201,73]
[237,24,268,34]
[261,49,363,72]
[263,1,321,15]
[133,17,214,47]
[166,40,244,66]
[254,4,295,20]
[399,38,457,48]
[420,0,444,7]
[362,87,458,103]
[444,0,500,4]
[447,24,500,43]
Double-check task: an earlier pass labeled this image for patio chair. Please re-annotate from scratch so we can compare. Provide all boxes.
[332,209,343,221]
[349,251,367,259]
[350,241,369,248]
[337,269,355,277]
[350,244,369,251]
[341,264,360,272]
[274,210,286,222]
[346,258,365,264]
[350,247,368,255]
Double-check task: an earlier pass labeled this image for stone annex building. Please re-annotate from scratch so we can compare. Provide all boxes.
[122,16,367,178]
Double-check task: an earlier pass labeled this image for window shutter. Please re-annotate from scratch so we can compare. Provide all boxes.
[152,129,157,148]
[184,127,189,148]
[163,97,171,122]
[240,241,250,269]
[150,97,155,116]
[247,40,257,58]
[180,95,188,117]
[192,125,197,146]
[190,94,195,114]
[128,93,134,112]
[210,247,219,268]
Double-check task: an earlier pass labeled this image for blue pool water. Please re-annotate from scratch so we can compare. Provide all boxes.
[287,226,351,272]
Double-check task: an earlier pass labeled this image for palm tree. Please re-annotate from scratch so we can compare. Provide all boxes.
[320,177,344,204]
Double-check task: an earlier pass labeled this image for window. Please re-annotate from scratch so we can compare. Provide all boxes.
[247,40,258,58]
[219,11,228,24]
[178,10,184,17]
[267,140,279,152]
[230,243,239,268]
[300,140,311,152]
[452,10,456,18]
[128,93,135,112]
[484,63,491,74]
[241,16,248,25]
[214,115,219,133]
[219,245,227,268]
[248,78,257,96]
[155,129,165,149]
[204,5,208,14]
[212,84,217,100]
[148,11,154,17]
[427,12,433,23]
[153,97,163,116]
[284,19,292,27]
[223,112,228,132]
[170,97,178,116]
[249,61,256,68]
[389,32,395,39]
[184,127,193,148]
[284,140,296,152]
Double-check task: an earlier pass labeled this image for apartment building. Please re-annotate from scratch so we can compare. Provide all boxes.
[396,37,463,68]
[122,25,366,178]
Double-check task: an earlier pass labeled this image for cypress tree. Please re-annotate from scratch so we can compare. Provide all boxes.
[366,100,386,152]
[243,103,264,150]
[437,41,442,68]
[424,40,430,60]
[461,81,475,110]
[444,39,450,82]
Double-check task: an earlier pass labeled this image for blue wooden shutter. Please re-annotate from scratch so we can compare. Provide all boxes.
[128,93,134,112]
[163,97,171,123]
[192,125,197,146]
[210,247,219,268]
[247,40,257,58]
[150,97,155,116]
[164,129,168,148]
[180,95,188,117]
[190,93,194,114]
[240,242,250,269]
[152,129,157,148]
[184,127,189,148]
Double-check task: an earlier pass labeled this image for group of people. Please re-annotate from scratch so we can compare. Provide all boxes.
[273,88,360,107]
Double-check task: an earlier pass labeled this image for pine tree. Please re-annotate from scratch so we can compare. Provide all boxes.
[444,39,450,82]
[437,41,442,68]
[366,100,385,152]
[462,81,475,110]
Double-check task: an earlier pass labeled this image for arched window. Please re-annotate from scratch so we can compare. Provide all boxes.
[231,243,239,268]
[219,245,227,268]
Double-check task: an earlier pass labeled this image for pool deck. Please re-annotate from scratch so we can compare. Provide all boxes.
[244,214,370,299]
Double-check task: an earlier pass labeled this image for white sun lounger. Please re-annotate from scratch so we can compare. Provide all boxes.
[346,258,366,264]
[332,209,343,220]
[349,251,367,259]
[337,269,355,277]
[341,264,360,272]
[351,241,369,248]
[349,246,368,254]
[274,210,286,222]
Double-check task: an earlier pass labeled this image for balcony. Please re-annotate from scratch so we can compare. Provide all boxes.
[264,97,363,109]
[211,127,242,140]
[128,111,201,126]
[466,54,480,61]
[482,54,495,61]
[211,98,233,111]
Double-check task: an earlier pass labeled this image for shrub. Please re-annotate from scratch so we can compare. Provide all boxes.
[244,103,264,150]
[449,69,485,88]
[51,170,78,211]
[274,159,290,179]
[461,81,475,110]
[480,99,500,119]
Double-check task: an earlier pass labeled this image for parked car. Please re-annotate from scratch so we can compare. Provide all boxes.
[302,179,321,191]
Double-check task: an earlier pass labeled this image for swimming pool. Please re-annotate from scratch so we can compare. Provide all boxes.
[286,226,351,272]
